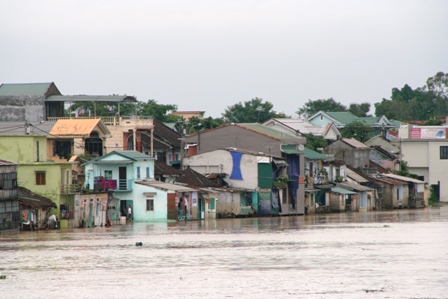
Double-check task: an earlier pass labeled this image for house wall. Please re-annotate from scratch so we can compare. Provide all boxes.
[74,193,108,228]
[324,141,369,168]
[329,193,345,212]
[0,135,47,163]
[18,163,74,217]
[216,191,252,218]
[400,140,448,202]
[0,95,46,122]
[308,114,336,127]
[131,184,170,222]
[183,149,259,189]
[106,118,154,153]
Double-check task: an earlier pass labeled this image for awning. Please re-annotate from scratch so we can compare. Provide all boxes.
[272,158,288,167]
[331,187,357,195]
[136,181,198,192]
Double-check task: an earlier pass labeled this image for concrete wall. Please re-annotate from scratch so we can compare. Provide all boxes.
[183,149,259,189]
[325,141,370,168]
[0,135,47,163]
[400,140,448,202]
[0,95,46,122]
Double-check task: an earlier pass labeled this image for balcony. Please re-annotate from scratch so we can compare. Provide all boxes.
[60,184,80,194]
[93,178,133,192]
[47,115,153,126]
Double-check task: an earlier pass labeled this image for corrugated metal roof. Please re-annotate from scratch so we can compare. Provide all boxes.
[238,123,301,140]
[0,82,53,96]
[136,180,197,192]
[304,148,333,160]
[337,182,372,192]
[331,187,357,194]
[49,119,111,137]
[342,138,369,149]
[346,168,370,183]
[382,173,424,184]
[112,150,153,160]
[326,112,358,124]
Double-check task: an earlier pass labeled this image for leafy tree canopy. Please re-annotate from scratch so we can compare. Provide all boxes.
[222,97,287,123]
[341,120,373,142]
[302,134,328,151]
[297,98,346,118]
[348,103,371,117]
[374,72,448,121]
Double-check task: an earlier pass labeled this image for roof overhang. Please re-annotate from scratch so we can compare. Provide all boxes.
[136,181,198,192]
[46,95,137,103]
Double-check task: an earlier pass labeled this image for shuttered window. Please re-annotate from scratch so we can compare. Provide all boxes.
[35,172,46,185]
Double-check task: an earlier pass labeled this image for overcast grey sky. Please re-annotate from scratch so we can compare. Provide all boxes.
[1,0,447,118]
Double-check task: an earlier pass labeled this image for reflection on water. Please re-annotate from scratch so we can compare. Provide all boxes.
[1,207,447,299]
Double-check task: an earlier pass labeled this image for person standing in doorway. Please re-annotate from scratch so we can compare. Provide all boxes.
[183,195,189,217]
[127,205,132,223]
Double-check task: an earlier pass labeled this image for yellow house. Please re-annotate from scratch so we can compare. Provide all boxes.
[0,135,77,221]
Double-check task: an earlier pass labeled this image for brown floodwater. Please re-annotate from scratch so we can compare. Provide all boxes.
[1,207,447,299]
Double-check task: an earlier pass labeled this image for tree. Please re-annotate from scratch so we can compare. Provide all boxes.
[302,134,328,151]
[341,120,373,142]
[348,103,371,117]
[374,72,448,121]
[222,98,286,123]
[297,98,346,118]
[175,116,224,136]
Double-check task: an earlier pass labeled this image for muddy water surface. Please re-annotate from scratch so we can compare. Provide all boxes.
[1,208,447,299]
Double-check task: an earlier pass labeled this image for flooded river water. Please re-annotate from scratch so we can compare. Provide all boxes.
[1,207,448,299]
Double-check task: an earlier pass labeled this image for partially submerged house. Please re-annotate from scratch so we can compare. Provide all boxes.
[0,160,20,234]
[182,123,307,215]
[182,148,294,217]
[83,150,197,223]
[19,186,56,230]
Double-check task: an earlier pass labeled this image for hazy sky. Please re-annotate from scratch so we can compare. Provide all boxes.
[1,0,447,118]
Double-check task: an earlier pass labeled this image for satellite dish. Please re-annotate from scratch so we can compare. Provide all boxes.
[298,144,305,151]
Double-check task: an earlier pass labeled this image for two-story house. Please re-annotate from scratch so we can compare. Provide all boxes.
[83,150,197,223]
[0,135,76,227]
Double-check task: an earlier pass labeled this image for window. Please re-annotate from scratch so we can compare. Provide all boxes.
[146,198,154,211]
[168,152,172,162]
[137,167,141,179]
[104,170,112,180]
[36,141,40,161]
[35,172,46,185]
[96,198,100,216]
[146,167,150,179]
[440,146,448,159]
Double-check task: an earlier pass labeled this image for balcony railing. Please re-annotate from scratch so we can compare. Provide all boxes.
[93,179,133,192]
[47,115,154,126]
[60,184,80,194]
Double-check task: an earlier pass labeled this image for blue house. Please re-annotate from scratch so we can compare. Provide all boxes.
[83,150,196,222]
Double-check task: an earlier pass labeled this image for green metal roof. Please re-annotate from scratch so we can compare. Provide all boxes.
[331,187,357,195]
[326,112,358,125]
[239,123,299,140]
[112,150,153,160]
[280,145,332,160]
[304,148,333,160]
[0,83,53,96]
